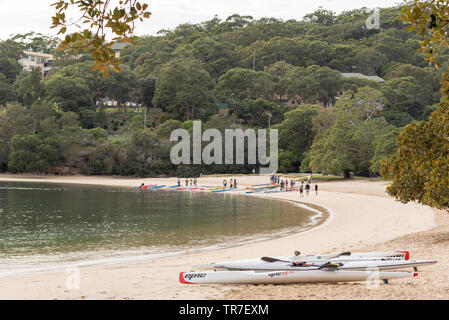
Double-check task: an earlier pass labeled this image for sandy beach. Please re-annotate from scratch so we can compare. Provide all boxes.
[0,174,447,300]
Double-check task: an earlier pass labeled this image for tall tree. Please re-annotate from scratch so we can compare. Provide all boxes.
[105,66,138,112]
[274,104,321,169]
[305,89,394,177]
[44,75,92,113]
[380,0,449,210]
[15,67,43,107]
[153,58,216,120]
[214,67,273,103]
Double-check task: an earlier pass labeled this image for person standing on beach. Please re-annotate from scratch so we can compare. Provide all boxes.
[230,179,234,188]
[315,183,318,196]
[234,178,237,189]
[280,180,285,191]
[194,177,197,187]
[177,178,181,187]
[305,182,311,196]
[223,179,227,189]
[185,178,189,187]
[299,184,304,197]
[285,179,289,190]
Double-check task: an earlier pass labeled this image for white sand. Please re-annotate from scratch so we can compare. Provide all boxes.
[0,174,442,300]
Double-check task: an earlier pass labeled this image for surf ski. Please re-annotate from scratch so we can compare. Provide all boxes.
[179,270,417,284]
[212,259,437,272]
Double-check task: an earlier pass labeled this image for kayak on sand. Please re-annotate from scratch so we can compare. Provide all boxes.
[204,251,410,270]
[212,259,437,272]
[179,270,417,285]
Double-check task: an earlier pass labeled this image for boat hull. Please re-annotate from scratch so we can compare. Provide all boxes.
[179,270,416,284]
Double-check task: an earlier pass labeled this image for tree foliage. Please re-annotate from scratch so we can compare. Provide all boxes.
[381,91,449,210]
[381,0,449,210]
[51,0,152,77]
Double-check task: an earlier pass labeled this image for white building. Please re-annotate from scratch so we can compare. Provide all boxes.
[18,51,54,77]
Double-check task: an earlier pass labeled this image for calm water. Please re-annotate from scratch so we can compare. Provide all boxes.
[0,182,325,275]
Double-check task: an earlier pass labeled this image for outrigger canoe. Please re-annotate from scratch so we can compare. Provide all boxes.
[134,184,157,189]
[206,251,410,270]
[179,270,417,285]
[149,185,166,190]
[212,259,437,272]
[212,188,235,193]
[246,184,278,190]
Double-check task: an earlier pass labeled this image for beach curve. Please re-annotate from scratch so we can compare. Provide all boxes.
[0,174,438,300]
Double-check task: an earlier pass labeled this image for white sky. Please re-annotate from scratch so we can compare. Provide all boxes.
[0,0,401,40]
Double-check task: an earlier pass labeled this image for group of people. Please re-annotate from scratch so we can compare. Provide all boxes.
[270,175,318,197]
[298,181,318,197]
[178,178,198,187]
[223,178,238,189]
[279,178,296,191]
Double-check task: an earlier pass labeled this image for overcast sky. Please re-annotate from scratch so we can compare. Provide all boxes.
[0,0,401,40]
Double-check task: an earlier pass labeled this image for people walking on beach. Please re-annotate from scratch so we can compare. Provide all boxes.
[315,183,318,196]
[305,182,311,196]
[299,184,304,197]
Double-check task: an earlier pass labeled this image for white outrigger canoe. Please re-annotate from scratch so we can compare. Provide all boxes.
[274,251,410,262]
[212,259,437,272]
[179,270,417,285]
[200,251,410,270]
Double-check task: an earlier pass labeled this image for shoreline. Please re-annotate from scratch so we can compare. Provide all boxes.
[0,175,330,277]
[0,174,442,300]
[0,200,329,278]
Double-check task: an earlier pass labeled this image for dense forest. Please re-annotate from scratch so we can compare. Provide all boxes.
[0,6,445,177]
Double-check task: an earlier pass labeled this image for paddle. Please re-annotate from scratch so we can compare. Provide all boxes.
[328,251,351,259]
[261,257,291,263]
[261,252,351,264]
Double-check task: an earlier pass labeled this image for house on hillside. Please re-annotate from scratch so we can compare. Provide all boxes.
[18,51,54,77]
[275,72,386,107]
[111,42,130,59]
[99,97,143,112]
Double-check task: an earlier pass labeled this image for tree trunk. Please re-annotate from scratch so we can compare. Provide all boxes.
[184,103,190,121]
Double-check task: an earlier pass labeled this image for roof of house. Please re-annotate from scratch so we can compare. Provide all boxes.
[341,72,386,83]
[111,42,130,50]
[23,50,53,59]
